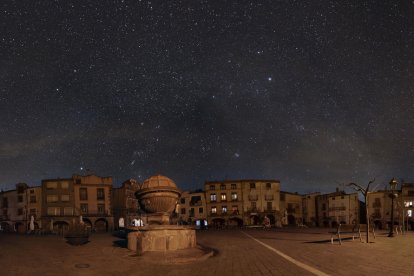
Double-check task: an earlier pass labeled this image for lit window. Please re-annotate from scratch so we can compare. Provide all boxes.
[222,206,227,214]
[221,193,227,201]
[231,192,238,201]
[408,210,412,217]
[210,194,217,202]
[211,207,217,214]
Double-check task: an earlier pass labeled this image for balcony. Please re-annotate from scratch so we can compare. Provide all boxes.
[264,195,274,201]
[328,206,346,211]
[248,195,258,201]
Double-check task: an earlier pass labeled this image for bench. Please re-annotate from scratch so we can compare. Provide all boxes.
[330,224,376,245]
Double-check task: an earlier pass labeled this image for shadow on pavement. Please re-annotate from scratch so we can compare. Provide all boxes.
[113,239,128,248]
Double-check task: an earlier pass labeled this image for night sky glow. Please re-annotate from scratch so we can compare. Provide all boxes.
[1,1,413,192]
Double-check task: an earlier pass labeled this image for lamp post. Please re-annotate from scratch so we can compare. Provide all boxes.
[388,177,398,237]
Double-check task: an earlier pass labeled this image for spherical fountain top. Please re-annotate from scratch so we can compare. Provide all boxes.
[135,175,181,215]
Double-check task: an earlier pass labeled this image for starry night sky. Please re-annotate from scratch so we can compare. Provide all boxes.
[1,1,413,193]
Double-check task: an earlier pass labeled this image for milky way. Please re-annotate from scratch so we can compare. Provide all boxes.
[1,1,413,192]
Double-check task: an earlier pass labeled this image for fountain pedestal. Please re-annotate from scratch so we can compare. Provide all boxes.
[127,225,196,253]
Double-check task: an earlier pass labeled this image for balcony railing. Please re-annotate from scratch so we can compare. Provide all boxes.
[328,206,346,211]
[248,195,258,201]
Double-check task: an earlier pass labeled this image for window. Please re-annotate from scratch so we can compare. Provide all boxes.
[2,197,8,208]
[211,206,217,214]
[80,188,88,200]
[30,190,34,194]
[199,207,203,214]
[222,206,227,214]
[232,206,239,214]
[220,184,226,190]
[250,183,256,189]
[210,193,217,202]
[408,210,412,217]
[46,182,57,189]
[221,193,227,201]
[17,186,25,194]
[210,185,215,190]
[46,195,58,203]
[80,204,88,213]
[30,196,36,203]
[190,208,195,217]
[2,209,7,216]
[97,188,105,200]
[251,202,256,209]
[17,208,23,216]
[231,192,238,201]
[231,184,236,189]
[181,208,186,214]
[29,208,36,216]
[61,195,70,202]
[180,198,185,204]
[76,179,81,184]
[18,195,23,203]
[404,201,413,207]
[280,193,285,201]
[63,207,73,216]
[408,191,414,196]
[267,202,272,210]
[322,203,326,211]
[266,183,271,189]
[61,182,69,189]
[47,207,60,216]
[98,204,105,214]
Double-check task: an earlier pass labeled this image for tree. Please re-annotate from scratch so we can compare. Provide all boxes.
[347,179,375,243]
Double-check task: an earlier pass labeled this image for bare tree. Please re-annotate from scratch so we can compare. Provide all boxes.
[347,179,375,243]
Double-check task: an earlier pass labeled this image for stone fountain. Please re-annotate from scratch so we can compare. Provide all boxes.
[127,175,196,254]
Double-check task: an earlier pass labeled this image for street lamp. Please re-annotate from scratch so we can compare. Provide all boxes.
[388,177,398,237]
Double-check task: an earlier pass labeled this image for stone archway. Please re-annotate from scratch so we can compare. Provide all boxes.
[211,218,225,228]
[287,215,296,225]
[95,218,108,232]
[15,222,25,233]
[0,222,10,232]
[228,217,243,227]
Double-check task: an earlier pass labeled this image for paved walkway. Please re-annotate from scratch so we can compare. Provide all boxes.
[0,228,413,275]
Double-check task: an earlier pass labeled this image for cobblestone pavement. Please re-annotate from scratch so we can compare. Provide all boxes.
[0,228,413,275]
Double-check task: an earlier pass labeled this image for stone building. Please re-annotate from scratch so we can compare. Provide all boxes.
[242,180,281,226]
[204,179,280,227]
[402,183,414,230]
[112,179,140,228]
[26,186,42,231]
[302,192,320,227]
[41,177,76,232]
[178,190,207,228]
[280,191,302,226]
[204,180,244,227]
[327,191,359,227]
[0,183,29,233]
[73,174,114,232]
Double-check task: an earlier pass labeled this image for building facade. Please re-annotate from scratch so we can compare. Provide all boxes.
[204,180,244,227]
[178,191,207,228]
[73,174,114,232]
[0,183,29,233]
[280,191,303,226]
[112,179,140,229]
[302,192,320,227]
